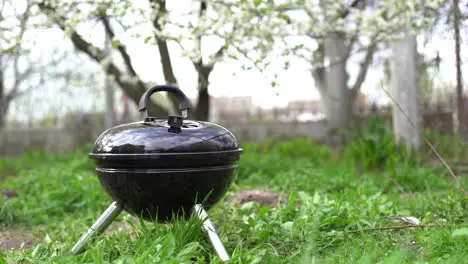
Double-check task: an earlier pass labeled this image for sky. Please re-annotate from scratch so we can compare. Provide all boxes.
[2,0,467,122]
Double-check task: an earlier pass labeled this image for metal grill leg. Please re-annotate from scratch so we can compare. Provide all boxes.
[70,201,123,255]
[194,204,231,262]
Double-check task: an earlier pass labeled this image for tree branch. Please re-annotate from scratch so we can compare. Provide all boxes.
[149,0,177,86]
[99,14,152,104]
[3,0,32,102]
[195,0,207,65]
[347,224,426,233]
[100,15,136,77]
[0,62,4,106]
[6,55,34,102]
[345,32,359,61]
[5,50,79,104]
[191,0,212,88]
[339,0,365,18]
[0,0,5,14]
[213,0,362,19]
[211,22,238,64]
[347,223,467,233]
[37,1,168,116]
[311,42,326,93]
[344,0,367,61]
[149,0,181,111]
[350,40,377,92]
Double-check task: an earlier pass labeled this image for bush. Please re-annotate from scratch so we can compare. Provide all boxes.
[343,114,421,170]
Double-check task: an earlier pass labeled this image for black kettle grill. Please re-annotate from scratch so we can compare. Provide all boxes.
[70,85,243,261]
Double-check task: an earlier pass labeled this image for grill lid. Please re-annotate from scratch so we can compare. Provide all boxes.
[89,85,242,167]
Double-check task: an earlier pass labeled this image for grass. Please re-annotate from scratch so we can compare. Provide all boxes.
[0,134,467,263]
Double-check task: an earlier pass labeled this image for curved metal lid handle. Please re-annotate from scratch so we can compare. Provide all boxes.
[138,85,191,132]
[138,85,191,118]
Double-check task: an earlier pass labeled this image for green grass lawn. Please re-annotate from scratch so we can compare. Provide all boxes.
[0,137,467,263]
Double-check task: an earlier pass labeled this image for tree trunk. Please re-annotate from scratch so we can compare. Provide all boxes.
[150,0,184,112]
[453,0,466,139]
[0,70,5,130]
[151,0,176,86]
[157,41,182,112]
[195,65,212,121]
[391,35,422,151]
[322,31,353,131]
[0,102,6,130]
[196,85,209,121]
[104,30,116,128]
[157,42,177,86]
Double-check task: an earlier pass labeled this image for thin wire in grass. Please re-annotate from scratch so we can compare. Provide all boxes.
[378,82,467,195]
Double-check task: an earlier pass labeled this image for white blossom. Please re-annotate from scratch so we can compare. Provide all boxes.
[23,0,445,86]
